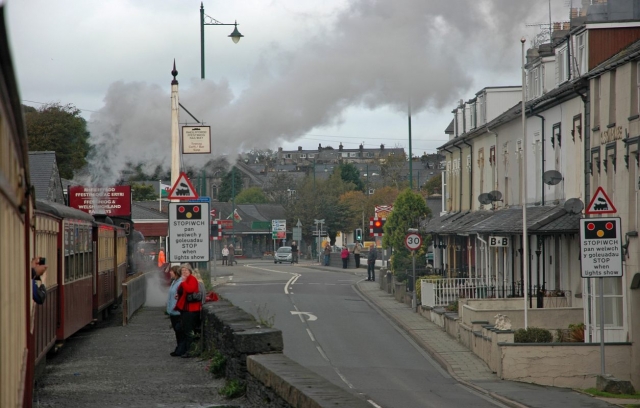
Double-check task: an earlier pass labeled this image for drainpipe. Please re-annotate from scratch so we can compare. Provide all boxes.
[486,126,499,190]
[531,110,545,205]
[454,144,463,212]
[477,235,489,287]
[464,139,473,210]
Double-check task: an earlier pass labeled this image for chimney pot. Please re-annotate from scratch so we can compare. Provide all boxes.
[339,143,343,152]
[298,146,302,151]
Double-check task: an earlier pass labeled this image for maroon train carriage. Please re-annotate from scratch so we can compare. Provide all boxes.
[35,200,95,342]
[93,220,128,318]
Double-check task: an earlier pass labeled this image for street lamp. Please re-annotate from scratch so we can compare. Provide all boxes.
[200,2,243,79]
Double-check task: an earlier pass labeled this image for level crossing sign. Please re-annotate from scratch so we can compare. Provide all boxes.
[579,217,622,278]
[167,172,199,200]
[168,202,210,262]
[585,186,617,215]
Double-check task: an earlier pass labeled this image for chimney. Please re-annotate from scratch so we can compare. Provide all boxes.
[278,147,283,152]
[339,143,343,152]
[298,146,302,151]
[318,143,322,152]
[380,144,385,150]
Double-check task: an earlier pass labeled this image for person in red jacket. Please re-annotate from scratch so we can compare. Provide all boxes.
[174,263,202,357]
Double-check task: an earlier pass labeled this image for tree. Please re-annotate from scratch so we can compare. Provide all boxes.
[235,187,269,204]
[423,173,442,195]
[380,151,408,189]
[382,188,431,276]
[130,182,157,201]
[24,103,91,179]
[218,167,243,202]
[336,163,364,191]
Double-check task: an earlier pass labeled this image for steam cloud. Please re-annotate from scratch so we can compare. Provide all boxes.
[83,0,553,186]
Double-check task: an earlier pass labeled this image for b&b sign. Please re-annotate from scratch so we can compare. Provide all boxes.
[489,236,509,247]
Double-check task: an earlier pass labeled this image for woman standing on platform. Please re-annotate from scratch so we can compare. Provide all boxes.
[174,263,202,357]
[167,265,184,357]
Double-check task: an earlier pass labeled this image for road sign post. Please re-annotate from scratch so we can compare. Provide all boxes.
[580,217,622,377]
[405,232,422,312]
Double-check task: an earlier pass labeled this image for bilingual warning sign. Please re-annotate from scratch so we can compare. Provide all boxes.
[580,217,623,278]
[585,186,617,214]
[169,202,210,263]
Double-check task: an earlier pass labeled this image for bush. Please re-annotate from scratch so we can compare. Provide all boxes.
[445,300,458,312]
[514,327,553,343]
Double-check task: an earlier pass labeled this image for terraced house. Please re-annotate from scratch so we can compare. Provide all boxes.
[423,0,640,389]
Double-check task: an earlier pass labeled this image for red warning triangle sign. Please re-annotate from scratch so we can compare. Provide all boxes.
[167,172,199,200]
[585,186,616,214]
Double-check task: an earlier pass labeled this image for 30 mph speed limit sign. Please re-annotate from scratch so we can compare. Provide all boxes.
[405,233,422,251]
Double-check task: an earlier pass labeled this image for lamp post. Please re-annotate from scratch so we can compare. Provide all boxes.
[200,2,243,79]
[521,37,529,329]
[170,61,180,188]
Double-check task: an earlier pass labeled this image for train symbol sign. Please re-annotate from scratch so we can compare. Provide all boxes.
[585,186,616,215]
[167,172,199,200]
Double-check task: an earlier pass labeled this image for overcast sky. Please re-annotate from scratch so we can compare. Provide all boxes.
[6,0,569,184]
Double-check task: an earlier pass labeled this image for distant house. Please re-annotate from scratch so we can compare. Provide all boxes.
[28,151,65,204]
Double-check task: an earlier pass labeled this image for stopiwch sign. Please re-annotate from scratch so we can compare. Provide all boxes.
[580,217,623,278]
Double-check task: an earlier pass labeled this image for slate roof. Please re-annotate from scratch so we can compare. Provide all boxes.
[132,202,168,221]
[29,151,64,203]
[425,205,577,235]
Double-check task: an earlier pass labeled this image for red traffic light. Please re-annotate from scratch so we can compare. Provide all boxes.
[374,221,382,227]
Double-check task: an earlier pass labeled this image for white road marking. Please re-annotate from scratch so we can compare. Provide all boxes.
[306,328,315,342]
[290,311,317,321]
[316,346,329,361]
[367,400,383,407]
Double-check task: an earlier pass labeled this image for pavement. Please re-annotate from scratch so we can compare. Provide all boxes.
[290,260,635,408]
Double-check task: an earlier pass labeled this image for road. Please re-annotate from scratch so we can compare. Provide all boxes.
[216,261,509,408]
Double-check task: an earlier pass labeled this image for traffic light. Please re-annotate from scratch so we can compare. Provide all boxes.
[354,228,363,242]
[370,217,386,236]
[210,221,222,240]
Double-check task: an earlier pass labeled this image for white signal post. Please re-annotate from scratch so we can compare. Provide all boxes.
[405,231,422,312]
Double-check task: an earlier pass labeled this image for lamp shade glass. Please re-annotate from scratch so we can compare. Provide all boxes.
[229,24,243,43]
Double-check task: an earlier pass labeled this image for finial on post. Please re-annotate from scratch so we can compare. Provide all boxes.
[171,59,179,85]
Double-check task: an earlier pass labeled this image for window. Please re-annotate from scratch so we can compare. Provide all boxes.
[572,115,582,142]
[489,146,496,166]
[551,123,560,148]
[576,32,587,76]
[631,62,640,117]
[594,77,601,127]
[308,153,315,158]
[470,103,476,129]
[349,152,357,157]
[300,154,306,159]
[285,153,292,159]
[609,70,617,126]
[341,152,349,158]
[556,46,568,84]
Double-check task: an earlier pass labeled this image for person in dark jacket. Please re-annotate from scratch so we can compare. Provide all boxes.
[291,241,299,264]
[367,243,378,281]
[174,263,202,357]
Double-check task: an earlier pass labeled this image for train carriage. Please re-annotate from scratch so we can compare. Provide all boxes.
[0,5,34,406]
[36,200,95,341]
[32,206,61,369]
[93,220,128,317]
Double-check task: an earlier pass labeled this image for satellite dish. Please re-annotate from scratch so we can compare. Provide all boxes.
[488,190,503,202]
[543,170,563,186]
[478,193,492,205]
[564,198,584,214]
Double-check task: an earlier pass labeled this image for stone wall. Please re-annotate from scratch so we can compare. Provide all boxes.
[201,301,370,407]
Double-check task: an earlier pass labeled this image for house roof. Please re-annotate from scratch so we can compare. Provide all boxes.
[28,151,58,200]
[132,202,168,221]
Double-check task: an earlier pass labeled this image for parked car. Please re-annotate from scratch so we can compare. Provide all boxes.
[275,246,293,263]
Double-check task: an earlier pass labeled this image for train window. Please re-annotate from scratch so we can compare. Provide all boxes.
[65,256,70,282]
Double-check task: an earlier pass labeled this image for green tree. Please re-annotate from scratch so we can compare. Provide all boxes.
[423,173,442,195]
[235,187,269,204]
[382,188,431,276]
[380,152,408,189]
[130,182,157,201]
[336,163,364,191]
[218,167,243,202]
[24,103,91,179]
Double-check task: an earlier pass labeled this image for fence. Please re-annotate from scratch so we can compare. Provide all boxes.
[122,272,146,325]
[421,277,496,308]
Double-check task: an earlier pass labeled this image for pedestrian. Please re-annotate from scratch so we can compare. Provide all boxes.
[341,246,349,269]
[367,243,378,281]
[228,244,235,266]
[157,248,166,269]
[323,243,332,266]
[291,241,298,264]
[221,245,229,266]
[174,263,202,358]
[352,240,363,268]
[166,265,184,357]
[31,256,47,305]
